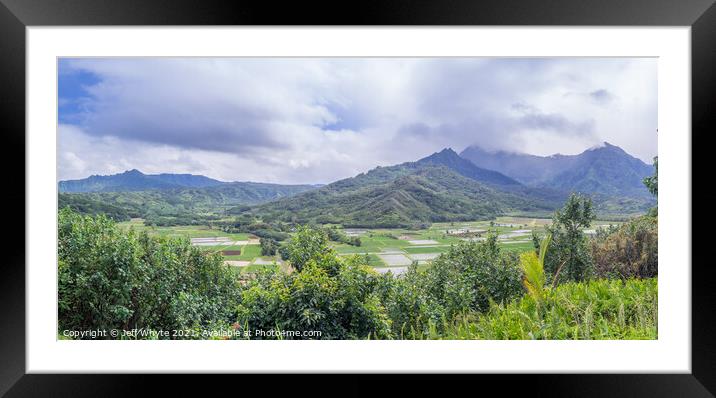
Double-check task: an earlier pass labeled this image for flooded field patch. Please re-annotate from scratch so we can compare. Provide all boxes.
[408,239,439,245]
[344,229,367,237]
[446,228,486,235]
[409,253,440,261]
[224,260,250,267]
[377,254,412,266]
[253,258,278,265]
[498,229,532,239]
[461,237,486,242]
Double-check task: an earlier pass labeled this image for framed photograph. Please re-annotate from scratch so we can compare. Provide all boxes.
[4,0,714,395]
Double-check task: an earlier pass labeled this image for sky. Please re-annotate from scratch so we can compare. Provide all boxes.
[58,57,657,184]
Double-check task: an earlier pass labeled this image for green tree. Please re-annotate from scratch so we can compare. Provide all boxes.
[540,194,595,283]
[285,226,331,272]
[643,156,658,197]
[643,156,658,216]
[259,237,278,256]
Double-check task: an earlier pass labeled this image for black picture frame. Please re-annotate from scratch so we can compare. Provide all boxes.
[2,0,714,396]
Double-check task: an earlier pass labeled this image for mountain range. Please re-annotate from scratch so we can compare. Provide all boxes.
[460,142,655,198]
[59,169,226,192]
[58,142,656,225]
[58,173,319,223]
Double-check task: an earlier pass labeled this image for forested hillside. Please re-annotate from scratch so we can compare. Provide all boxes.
[59,181,319,225]
[59,169,226,192]
[242,164,557,228]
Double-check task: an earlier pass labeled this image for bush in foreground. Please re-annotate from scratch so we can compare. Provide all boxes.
[58,208,241,338]
[379,234,525,338]
[235,237,392,339]
[590,215,658,279]
[429,278,657,340]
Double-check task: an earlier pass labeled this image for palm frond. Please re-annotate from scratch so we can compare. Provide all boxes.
[520,234,552,302]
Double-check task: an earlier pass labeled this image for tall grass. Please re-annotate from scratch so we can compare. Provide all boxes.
[419,278,657,340]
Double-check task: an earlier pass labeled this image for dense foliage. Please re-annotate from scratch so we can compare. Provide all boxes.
[58,208,241,338]
[590,215,658,279]
[58,202,658,340]
[259,237,279,256]
[235,253,392,339]
[433,278,657,340]
[429,236,520,312]
[58,194,134,222]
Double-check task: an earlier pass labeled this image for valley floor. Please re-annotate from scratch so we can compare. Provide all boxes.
[118,216,621,275]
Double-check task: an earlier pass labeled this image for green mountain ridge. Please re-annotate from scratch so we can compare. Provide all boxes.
[58,169,228,192]
[240,152,558,228]
[59,181,319,223]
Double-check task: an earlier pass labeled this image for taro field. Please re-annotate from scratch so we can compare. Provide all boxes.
[118,217,620,276]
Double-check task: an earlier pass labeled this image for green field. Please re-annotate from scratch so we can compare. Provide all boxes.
[236,245,262,260]
[119,216,620,274]
[117,219,251,240]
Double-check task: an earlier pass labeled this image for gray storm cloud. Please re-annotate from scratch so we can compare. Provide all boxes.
[58,57,657,184]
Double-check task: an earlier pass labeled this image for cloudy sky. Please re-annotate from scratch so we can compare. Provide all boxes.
[58,57,657,184]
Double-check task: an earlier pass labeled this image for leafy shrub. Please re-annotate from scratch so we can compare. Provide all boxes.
[235,234,392,339]
[384,234,524,338]
[381,264,444,338]
[58,197,132,222]
[427,234,524,313]
[260,237,278,256]
[249,228,290,241]
[58,208,241,338]
[278,244,291,261]
[590,215,658,279]
[323,226,361,246]
[433,278,657,340]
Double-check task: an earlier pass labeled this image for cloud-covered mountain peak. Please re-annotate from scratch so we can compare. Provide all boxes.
[460,143,654,197]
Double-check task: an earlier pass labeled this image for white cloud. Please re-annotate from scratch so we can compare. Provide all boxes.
[58,57,657,183]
